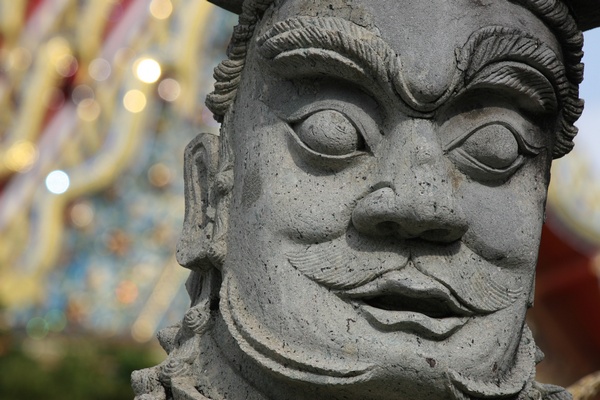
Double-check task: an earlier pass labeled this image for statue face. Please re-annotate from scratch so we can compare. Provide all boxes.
[218,0,561,398]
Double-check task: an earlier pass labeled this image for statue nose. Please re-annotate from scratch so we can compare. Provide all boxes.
[352,186,467,242]
[352,118,467,243]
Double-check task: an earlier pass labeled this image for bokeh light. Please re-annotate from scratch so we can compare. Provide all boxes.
[157,78,180,102]
[131,320,153,343]
[45,170,70,194]
[54,54,78,78]
[4,140,38,172]
[88,58,112,81]
[77,98,101,122]
[47,37,76,78]
[134,58,161,83]
[71,84,95,105]
[115,280,139,305]
[147,163,172,188]
[26,317,49,340]
[70,201,95,228]
[123,89,147,113]
[45,310,67,333]
[149,0,173,20]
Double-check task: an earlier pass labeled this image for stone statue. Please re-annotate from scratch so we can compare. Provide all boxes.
[132,1,600,399]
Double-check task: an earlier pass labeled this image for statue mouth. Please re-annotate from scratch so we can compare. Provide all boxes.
[341,270,474,340]
[362,294,462,318]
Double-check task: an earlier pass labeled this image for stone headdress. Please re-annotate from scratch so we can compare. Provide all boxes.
[209,0,600,30]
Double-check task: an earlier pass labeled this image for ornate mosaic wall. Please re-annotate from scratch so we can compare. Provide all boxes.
[0,0,235,342]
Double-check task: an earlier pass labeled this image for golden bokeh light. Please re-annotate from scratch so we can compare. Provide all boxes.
[4,140,38,172]
[123,89,147,113]
[157,78,181,102]
[47,36,77,77]
[77,98,101,121]
[131,319,154,343]
[149,0,173,20]
[134,58,161,83]
[46,37,70,60]
[88,58,111,81]
[147,163,172,188]
[55,54,78,77]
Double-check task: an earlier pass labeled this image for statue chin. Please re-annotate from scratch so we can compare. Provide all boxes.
[219,272,538,400]
[220,273,377,383]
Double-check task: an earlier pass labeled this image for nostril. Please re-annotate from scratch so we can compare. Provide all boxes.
[376,221,397,235]
[420,228,464,243]
[352,186,468,242]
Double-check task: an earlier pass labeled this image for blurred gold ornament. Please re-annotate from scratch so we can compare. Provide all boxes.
[4,140,38,172]
[150,0,173,20]
[123,89,147,113]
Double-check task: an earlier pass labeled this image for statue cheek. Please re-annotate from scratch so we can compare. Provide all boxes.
[234,123,372,243]
[458,173,547,268]
[255,178,367,244]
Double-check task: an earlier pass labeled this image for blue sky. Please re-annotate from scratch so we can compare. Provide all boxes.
[573,28,600,158]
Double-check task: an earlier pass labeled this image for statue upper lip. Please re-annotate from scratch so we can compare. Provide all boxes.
[343,272,473,316]
[339,269,474,339]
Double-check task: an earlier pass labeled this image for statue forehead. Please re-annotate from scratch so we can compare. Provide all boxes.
[267,0,561,102]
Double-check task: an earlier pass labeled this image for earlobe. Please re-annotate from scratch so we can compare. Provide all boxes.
[176,133,221,272]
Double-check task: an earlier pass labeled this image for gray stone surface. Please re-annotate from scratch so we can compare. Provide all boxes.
[132,1,591,399]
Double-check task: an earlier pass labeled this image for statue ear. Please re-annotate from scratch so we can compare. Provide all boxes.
[176,133,220,271]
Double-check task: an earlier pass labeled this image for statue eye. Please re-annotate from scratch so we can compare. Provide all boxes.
[447,123,532,181]
[293,110,365,156]
[460,124,519,169]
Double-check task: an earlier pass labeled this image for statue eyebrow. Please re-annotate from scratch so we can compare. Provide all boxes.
[257,16,444,115]
[464,62,558,113]
[458,26,566,114]
[257,17,566,115]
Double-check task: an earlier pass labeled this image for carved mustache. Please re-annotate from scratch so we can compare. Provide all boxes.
[286,233,410,290]
[410,242,524,313]
[286,235,524,313]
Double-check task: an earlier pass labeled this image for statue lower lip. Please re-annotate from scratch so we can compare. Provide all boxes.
[357,303,471,340]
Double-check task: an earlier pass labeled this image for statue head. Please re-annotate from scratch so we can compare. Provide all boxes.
[133,1,597,399]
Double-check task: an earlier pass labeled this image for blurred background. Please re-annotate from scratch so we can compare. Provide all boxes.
[0,1,598,399]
